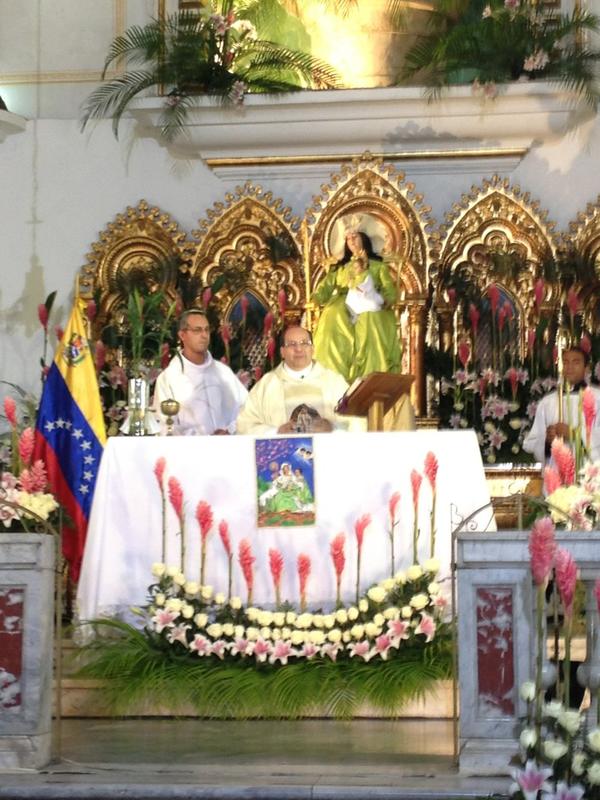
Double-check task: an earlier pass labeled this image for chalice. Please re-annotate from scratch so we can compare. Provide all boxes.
[160,398,180,436]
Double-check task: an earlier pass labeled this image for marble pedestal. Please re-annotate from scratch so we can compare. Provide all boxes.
[0,534,55,769]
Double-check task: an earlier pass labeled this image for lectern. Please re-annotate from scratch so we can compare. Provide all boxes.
[337,372,414,431]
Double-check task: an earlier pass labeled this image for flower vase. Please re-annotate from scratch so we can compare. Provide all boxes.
[125,376,157,436]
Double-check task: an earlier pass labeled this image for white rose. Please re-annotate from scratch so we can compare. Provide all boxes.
[229,596,242,610]
[323,615,335,629]
[384,607,399,620]
[166,566,179,578]
[155,593,166,606]
[519,728,537,749]
[313,614,324,628]
[407,565,423,581]
[260,627,272,640]
[382,578,395,591]
[215,593,225,605]
[335,609,348,625]
[364,622,381,638]
[589,762,600,785]
[296,613,313,629]
[410,593,429,610]
[543,740,568,761]
[207,623,223,639]
[558,710,581,736]
[246,626,259,641]
[401,606,413,619]
[423,558,440,575]
[257,611,273,627]
[281,627,291,640]
[201,585,213,601]
[273,612,286,627]
[544,700,563,719]
[351,624,364,639]
[271,629,282,641]
[165,598,183,612]
[194,613,208,628]
[394,571,407,584]
[222,623,234,637]
[373,613,385,627]
[588,729,600,753]
[173,572,186,586]
[347,607,359,621]
[234,625,245,638]
[246,607,258,621]
[291,630,304,645]
[572,752,586,776]
[519,681,536,702]
[358,599,369,613]
[285,611,297,625]
[184,581,200,596]
[327,628,342,643]
[151,562,166,577]
[181,604,194,619]
[308,629,325,645]
[342,631,351,643]
[427,582,440,596]
[367,586,387,603]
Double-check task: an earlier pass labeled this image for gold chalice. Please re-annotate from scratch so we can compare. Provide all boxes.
[160,398,180,436]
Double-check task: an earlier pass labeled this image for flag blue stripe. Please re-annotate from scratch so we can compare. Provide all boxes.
[36,363,104,520]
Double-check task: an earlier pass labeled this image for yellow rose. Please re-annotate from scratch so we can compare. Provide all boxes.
[184,581,200,596]
[358,599,369,613]
[194,613,208,628]
[214,593,225,605]
[423,558,440,574]
[364,622,381,638]
[406,565,423,581]
[327,629,342,643]
[367,586,387,603]
[155,593,166,606]
[206,623,222,639]
[347,607,359,620]
[291,631,304,645]
[181,604,194,619]
[222,623,234,637]
[335,609,348,625]
[308,629,325,645]
[410,594,429,610]
[229,597,242,610]
[151,562,166,578]
[350,624,364,639]
[273,612,286,627]
[200,585,213,601]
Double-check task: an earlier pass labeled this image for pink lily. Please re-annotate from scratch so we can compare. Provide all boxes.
[189,635,211,656]
[348,641,373,662]
[166,624,190,646]
[270,640,294,665]
[374,634,393,660]
[415,613,436,642]
[253,639,271,663]
[210,640,227,660]
[510,760,553,800]
[151,608,179,633]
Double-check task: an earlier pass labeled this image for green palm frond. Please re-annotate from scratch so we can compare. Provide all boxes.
[81,70,161,137]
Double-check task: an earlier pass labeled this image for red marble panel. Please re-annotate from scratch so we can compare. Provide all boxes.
[0,586,24,711]
[476,586,515,717]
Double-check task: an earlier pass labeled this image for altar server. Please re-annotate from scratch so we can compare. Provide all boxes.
[154,309,248,435]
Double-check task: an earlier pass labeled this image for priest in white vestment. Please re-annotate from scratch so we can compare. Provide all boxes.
[154,309,248,435]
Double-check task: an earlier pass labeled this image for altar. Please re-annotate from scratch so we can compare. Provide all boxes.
[76,430,492,622]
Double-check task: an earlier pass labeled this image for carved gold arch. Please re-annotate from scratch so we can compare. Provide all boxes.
[80,199,194,337]
[190,183,303,322]
[434,175,559,357]
[304,154,437,416]
[566,196,600,327]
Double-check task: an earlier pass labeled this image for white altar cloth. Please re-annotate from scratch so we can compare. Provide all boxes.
[76,431,492,621]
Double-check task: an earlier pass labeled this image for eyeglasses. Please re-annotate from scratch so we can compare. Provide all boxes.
[283,340,312,348]
[184,326,210,334]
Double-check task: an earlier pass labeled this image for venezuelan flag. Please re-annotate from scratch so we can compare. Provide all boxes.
[34,297,106,581]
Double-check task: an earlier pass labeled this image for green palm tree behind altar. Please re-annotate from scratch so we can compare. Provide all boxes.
[402,0,600,105]
[81,1,342,140]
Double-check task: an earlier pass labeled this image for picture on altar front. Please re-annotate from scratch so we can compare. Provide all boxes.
[255,437,315,528]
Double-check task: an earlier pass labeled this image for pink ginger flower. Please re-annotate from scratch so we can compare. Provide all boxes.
[580,334,592,355]
[534,278,545,311]
[543,466,562,495]
[37,303,49,331]
[458,339,471,369]
[567,287,581,317]
[240,295,249,322]
[3,397,17,429]
[388,492,401,526]
[86,299,97,322]
[189,634,211,656]
[583,387,597,445]
[354,514,371,553]
[253,638,271,663]
[498,305,508,332]
[269,547,284,590]
[277,289,286,318]
[297,553,311,609]
[18,428,35,467]
[195,500,213,543]
[348,641,373,661]
[446,288,457,307]
[266,336,276,365]
[510,760,553,800]
[505,366,519,399]
[20,460,48,493]
[415,613,436,642]
[468,303,480,335]
[218,520,232,557]
[254,366,263,382]
[270,640,294,665]
[220,323,232,345]
[263,311,274,337]
[527,328,536,357]
[55,325,64,342]
[374,634,393,659]
[94,341,106,372]
[238,538,255,601]
[487,283,501,316]
[551,438,575,486]
[167,476,184,522]
[555,548,578,618]
[503,301,514,322]
[528,516,557,587]
[478,377,489,397]
[202,288,212,309]
[153,457,166,490]
[424,452,438,492]
[411,469,423,510]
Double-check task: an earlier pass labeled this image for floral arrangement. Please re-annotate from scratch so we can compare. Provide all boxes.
[0,396,59,533]
[511,516,600,800]
[545,450,600,532]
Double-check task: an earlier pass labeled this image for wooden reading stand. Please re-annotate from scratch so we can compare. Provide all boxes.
[337,372,414,432]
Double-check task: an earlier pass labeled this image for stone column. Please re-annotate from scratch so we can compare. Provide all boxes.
[0,533,55,769]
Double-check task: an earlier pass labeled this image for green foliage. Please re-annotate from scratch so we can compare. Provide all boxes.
[74,618,453,718]
[402,0,600,106]
[81,4,340,140]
